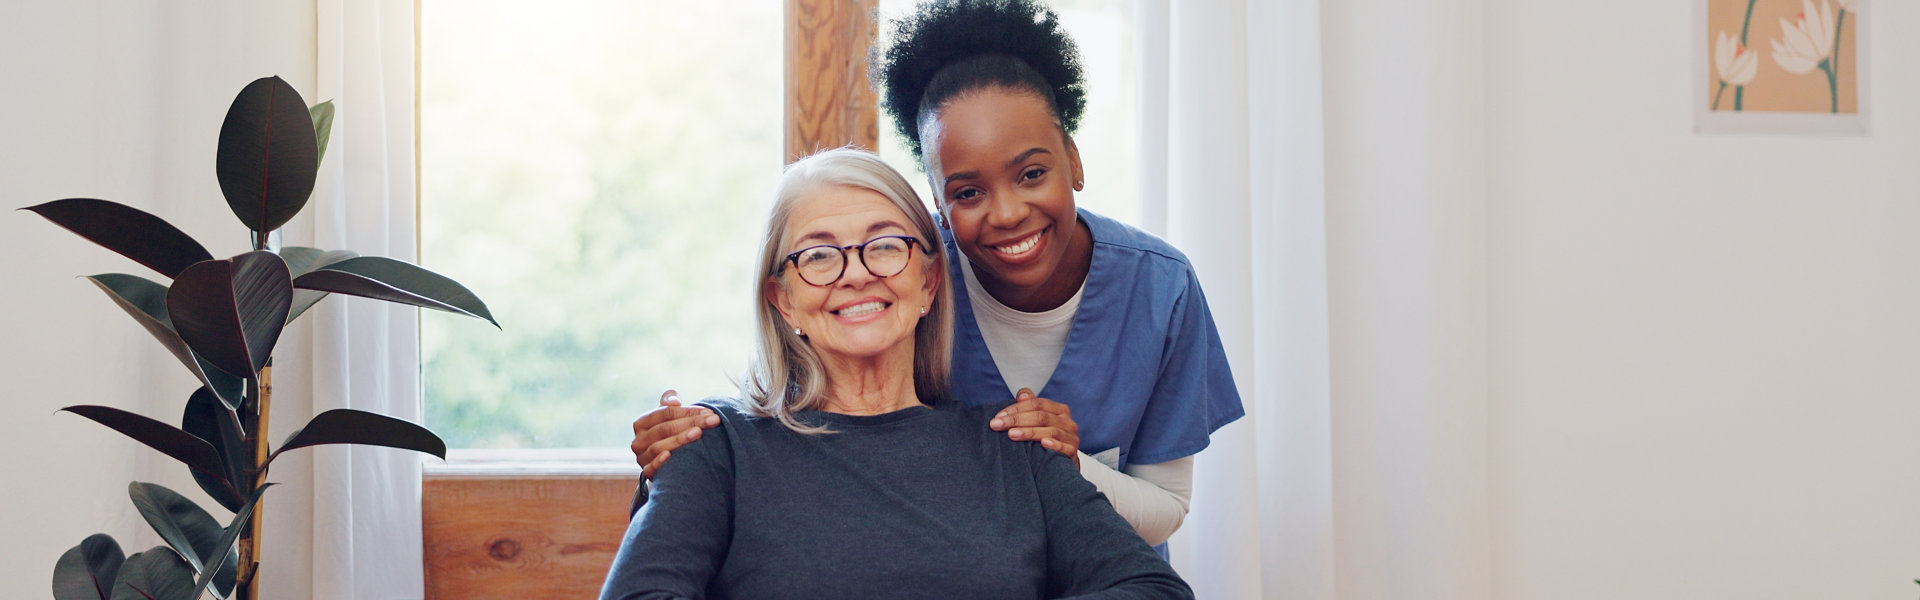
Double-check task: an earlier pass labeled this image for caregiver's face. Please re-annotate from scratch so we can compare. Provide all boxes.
[922,87,1084,302]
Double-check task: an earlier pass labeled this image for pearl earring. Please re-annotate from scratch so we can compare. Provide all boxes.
[794,328,803,336]
[919,306,928,316]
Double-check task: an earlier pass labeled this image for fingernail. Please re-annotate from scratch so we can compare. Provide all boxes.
[990,419,1004,429]
[1009,429,1025,440]
[705,415,720,426]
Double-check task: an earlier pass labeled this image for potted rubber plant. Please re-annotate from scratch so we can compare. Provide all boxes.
[29,76,496,600]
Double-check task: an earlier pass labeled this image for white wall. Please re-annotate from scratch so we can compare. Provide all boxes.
[1486,1,1920,598]
[1,2,314,596]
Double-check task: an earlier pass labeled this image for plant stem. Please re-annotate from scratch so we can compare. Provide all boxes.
[1734,0,1757,110]
[1738,0,1757,43]
[1713,81,1728,110]
[252,364,272,600]
[236,365,273,600]
[1823,63,1837,113]
[1829,9,1847,113]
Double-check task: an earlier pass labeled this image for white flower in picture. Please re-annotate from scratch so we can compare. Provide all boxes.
[1770,0,1835,75]
[1715,30,1758,86]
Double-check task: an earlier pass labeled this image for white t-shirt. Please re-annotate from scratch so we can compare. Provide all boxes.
[958,251,1081,396]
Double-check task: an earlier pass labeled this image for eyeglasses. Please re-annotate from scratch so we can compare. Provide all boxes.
[780,235,929,287]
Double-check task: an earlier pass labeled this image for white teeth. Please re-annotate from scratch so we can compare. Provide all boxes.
[995,232,1041,256]
[837,301,887,317]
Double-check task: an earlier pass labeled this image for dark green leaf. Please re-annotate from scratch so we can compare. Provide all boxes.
[311,100,335,167]
[59,406,236,499]
[281,246,357,277]
[127,483,214,574]
[192,485,273,599]
[126,482,238,597]
[293,256,498,328]
[53,533,123,600]
[229,251,292,371]
[279,246,358,325]
[168,252,292,379]
[21,199,213,279]
[110,547,196,600]
[270,408,447,464]
[181,388,247,513]
[190,353,246,411]
[86,275,245,409]
[167,262,249,379]
[216,76,318,234]
[209,543,239,598]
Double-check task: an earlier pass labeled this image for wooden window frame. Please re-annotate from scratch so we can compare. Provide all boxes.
[420,2,877,596]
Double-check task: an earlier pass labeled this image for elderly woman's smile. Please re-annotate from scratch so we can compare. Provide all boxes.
[830,297,893,322]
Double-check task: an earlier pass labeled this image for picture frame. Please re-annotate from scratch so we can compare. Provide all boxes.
[1694,0,1869,135]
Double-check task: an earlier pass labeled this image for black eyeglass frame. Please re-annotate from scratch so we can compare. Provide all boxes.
[779,235,932,287]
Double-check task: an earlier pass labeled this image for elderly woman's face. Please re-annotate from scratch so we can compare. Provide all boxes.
[769,185,937,363]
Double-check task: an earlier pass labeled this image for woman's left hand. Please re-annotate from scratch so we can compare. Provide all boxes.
[990,388,1081,468]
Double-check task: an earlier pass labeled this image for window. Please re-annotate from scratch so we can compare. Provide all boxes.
[419,0,783,450]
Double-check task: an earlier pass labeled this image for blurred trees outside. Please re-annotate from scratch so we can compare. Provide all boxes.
[421,0,779,448]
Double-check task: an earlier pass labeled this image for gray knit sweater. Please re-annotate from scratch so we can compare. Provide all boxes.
[599,400,1193,600]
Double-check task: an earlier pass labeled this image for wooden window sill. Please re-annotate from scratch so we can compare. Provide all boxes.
[422,449,641,599]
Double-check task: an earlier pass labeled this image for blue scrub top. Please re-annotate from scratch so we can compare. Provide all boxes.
[942,208,1245,471]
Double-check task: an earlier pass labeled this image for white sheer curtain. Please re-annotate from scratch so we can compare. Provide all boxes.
[1140,1,1275,596]
[271,1,426,598]
[1143,1,1490,598]
[1136,0,1264,596]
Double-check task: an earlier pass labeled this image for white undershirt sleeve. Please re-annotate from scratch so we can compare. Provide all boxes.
[1075,453,1195,546]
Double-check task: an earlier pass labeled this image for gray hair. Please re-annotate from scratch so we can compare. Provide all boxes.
[738,147,954,433]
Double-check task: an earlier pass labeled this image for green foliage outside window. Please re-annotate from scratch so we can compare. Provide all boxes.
[421,0,779,448]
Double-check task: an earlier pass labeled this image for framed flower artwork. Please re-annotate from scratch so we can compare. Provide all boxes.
[1695,0,1868,134]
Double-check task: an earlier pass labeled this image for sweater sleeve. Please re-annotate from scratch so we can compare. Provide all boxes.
[599,418,735,600]
[1035,446,1194,600]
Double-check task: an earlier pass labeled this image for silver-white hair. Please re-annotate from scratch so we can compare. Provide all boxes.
[738,147,953,433]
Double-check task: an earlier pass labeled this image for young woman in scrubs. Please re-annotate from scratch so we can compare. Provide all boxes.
[630,0,1242,548]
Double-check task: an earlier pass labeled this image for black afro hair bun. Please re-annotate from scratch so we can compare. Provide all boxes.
[874,0,1087,161]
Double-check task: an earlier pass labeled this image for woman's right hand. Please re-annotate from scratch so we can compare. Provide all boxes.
[991,388,1082,468]
[631,389,721,479]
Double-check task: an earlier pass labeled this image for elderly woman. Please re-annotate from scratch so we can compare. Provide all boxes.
[598,149,1190,600]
